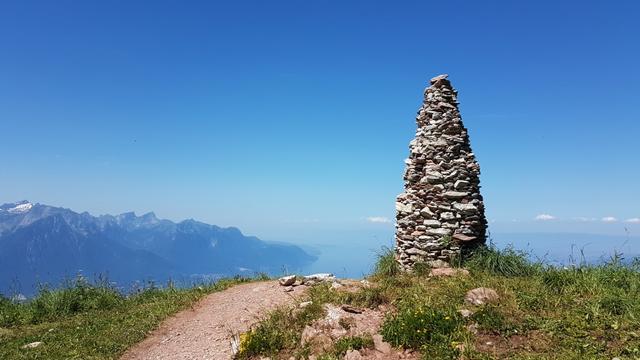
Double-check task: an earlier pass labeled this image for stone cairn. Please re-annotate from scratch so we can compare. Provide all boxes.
[395,74,487,270]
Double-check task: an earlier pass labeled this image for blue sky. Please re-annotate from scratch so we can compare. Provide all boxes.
[2,0,639,247]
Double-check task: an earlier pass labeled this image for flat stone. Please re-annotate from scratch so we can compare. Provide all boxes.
[424,171,444,183]
[453,203,477,213]
[21,342,43,349]
[440,212,455,220]
[420,207,434,216]
[406,248,427,256]
[430,74,449,83]
[426,228,451,236]
[453,233,476,242]
[429,268,469,277]
[395,202,413,214]
[454,180,470,190]
[423,219,441,227]
[443,191,469,199]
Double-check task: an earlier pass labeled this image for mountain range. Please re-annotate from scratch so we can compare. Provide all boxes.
[0,201,316,296]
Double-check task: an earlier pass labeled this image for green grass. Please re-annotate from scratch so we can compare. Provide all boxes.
[0,275,262,359]
[371,246,640,359]
[241,245,640,359]
[372,246,400,279]
[332,334,374,356]
[236,285,329,359]
[463,244,542,277]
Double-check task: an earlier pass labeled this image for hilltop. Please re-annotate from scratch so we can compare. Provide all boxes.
[2,246,639,359]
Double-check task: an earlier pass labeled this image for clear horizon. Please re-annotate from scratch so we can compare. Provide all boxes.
[2,1,639,248]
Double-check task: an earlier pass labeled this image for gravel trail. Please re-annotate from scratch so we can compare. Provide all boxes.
[120,280,304,360]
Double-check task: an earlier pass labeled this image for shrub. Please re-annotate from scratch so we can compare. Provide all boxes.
[0,296,22,327]
[28,277,124,324]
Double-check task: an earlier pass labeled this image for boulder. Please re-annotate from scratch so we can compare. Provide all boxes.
[278,275,296,286]
[464,287,499,305]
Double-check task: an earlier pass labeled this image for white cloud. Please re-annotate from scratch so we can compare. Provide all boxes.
[366,216,391,224]
[534,214,556,221]
[601,216,618,223]
[625,218,640,223]
[573,217,597,222]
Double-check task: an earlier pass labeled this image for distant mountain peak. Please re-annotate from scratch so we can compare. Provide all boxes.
[117,211,137,219]
[0,201,317,296]
[0,200,33,214]
[141,212,158,220]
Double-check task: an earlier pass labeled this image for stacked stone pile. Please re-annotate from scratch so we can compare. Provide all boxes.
[395,74,487,270]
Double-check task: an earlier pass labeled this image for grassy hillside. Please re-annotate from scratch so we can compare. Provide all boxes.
[237,247,640,359]
[0,275,263,359]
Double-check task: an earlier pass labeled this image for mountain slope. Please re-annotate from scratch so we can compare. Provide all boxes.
[0,201,316,295]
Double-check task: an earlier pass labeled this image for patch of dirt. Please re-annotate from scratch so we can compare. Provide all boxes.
[301,303,418,360]
[120,281,305,360]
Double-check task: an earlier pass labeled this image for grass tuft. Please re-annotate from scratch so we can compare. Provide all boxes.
[464,244,541,277]
[372,246,400,279]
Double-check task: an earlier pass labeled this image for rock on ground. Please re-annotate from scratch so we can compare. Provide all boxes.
[429,268,470,277]
[465,287,500,305]
[21,341,43,349]
[278,275,296,286]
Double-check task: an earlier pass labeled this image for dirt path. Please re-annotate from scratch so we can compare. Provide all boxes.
[120,281,305,360]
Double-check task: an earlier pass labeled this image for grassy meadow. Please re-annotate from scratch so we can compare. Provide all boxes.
[237,246,640,359]
[0,275,262,359]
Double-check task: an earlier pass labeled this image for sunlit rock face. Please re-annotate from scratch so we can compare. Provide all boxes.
[395,74,487,270]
